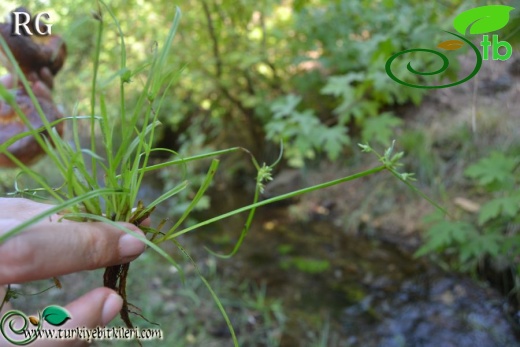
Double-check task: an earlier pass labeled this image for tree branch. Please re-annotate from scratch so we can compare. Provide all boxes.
[201,0,222,78]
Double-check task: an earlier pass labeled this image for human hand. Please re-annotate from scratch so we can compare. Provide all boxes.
[0,198,147,346]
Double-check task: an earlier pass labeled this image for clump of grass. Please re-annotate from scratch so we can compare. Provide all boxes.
[0,2,444,345]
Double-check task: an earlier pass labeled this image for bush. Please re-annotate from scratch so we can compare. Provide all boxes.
[417,151,520,283]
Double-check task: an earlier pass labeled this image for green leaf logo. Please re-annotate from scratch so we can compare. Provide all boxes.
[42,306,71,326]
[453,5,515,35]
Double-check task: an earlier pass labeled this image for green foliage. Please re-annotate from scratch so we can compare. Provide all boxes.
[259,0,461,164]
[361,112,404,145]
[104,255,286,347]
[417,151,520,270]
[37,0,461,170]
[265,94,349,166]
[415,213,499,263]
[478,195,520,225]
[465,151,517,190]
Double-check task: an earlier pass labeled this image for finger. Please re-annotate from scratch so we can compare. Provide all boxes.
[0,198,150,226]
[65,287,122,326]
[0,198,57,221]
[0,220,146,285]
[0,288,122,347]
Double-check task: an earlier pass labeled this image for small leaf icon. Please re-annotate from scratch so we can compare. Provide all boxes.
[437,40,464,50]
[28,316,39,326]
[453,5,515,35]
[42,306,71,326]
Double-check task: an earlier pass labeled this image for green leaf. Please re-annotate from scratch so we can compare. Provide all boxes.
[42,306,71,326]
[320,72,364,97]
[271,94,302,118]
[415,220,477,257]
[453,5,515,35]
[460,232,502,262]
[297,110,321,135]
[358,143,372,153]
[464,152,517,188]
[320,125,350,160]
[478,195,520,225]
[361,113,403,146]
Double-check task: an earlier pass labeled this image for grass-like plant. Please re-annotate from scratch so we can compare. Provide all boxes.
[0,2,445,345]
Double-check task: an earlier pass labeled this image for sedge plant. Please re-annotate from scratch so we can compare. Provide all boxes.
[0,2,446,345]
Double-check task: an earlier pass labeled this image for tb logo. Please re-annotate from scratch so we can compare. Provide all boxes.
[480,35,512,61]
[10,11,53,36]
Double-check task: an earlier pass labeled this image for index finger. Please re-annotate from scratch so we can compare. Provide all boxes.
[0,220,146,285]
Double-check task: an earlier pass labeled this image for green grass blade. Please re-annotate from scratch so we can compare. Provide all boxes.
[133,181,189,224]
[138,147,244,174]
[205,181,261,259]
[164,160,220,238]
[163,165,387,241]
[172,239,238,347]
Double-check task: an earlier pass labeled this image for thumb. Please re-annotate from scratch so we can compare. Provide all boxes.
[62,287,123,329]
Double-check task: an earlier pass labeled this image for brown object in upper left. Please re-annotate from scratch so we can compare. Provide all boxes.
[0,7,67,167]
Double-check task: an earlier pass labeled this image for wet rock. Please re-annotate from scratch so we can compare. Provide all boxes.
[509,57,520,76]
[343,274,519,347]
[478,75,514,95]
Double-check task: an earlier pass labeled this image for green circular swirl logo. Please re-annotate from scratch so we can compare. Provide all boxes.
[385,31,482,89]
[1,306,70,345]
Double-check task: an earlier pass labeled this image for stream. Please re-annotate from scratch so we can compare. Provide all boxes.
[145,177,520,347]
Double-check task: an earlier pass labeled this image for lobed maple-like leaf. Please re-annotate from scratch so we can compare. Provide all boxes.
[464,151,517,188]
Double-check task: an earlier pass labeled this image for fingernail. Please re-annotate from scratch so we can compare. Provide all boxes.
[118,233,145,260]
[102,293,123,325]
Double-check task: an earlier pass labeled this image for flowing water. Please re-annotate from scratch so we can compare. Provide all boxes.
[159,183,520,347]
